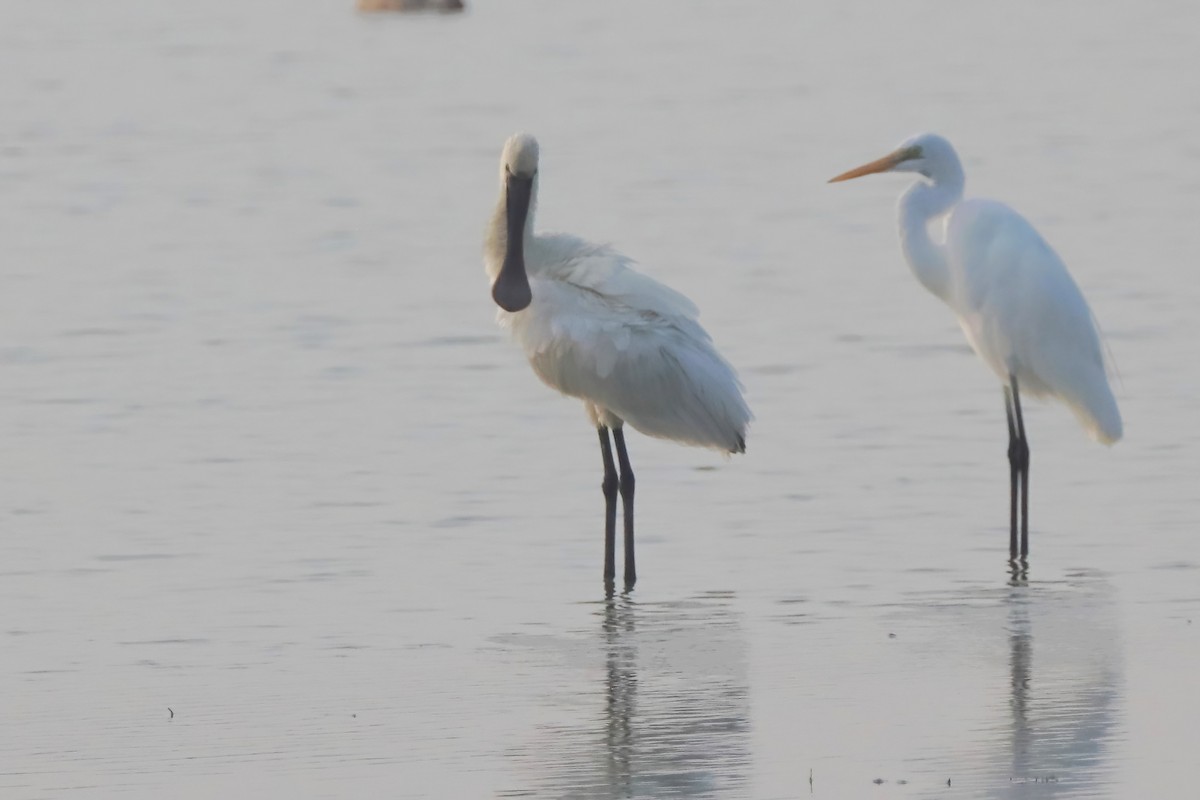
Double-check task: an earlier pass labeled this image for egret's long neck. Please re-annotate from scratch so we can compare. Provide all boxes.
[897,169,963,304]
[484,180,536,281]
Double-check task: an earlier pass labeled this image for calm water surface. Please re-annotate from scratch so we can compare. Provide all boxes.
[2,1,1199,797]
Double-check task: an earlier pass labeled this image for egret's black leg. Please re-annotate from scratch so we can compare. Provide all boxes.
[1005,388,1020,561]
[1010,376,1031,558]
[612,427,636,590]
[598,427,619,587]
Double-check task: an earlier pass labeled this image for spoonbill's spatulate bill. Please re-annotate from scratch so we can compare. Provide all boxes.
[485,133,752,591]
[829,133,1121,561]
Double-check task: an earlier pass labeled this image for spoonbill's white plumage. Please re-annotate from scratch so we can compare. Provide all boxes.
[485,133,751,589]
[830,132,1121,560]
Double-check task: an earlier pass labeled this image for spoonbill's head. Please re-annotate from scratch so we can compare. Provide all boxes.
[492,133,539,313]
[500,133,539,182]
[828,132,959,183]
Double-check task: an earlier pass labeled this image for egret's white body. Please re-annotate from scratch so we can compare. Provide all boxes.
[485,133,750,587]
[932,198,1120,444]
[831,132,1121,557]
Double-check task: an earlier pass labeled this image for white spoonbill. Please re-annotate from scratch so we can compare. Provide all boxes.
[829,133,1121,561]
[485,133,751,590]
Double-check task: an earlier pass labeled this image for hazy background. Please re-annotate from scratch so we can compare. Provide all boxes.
[2,1,1198,797]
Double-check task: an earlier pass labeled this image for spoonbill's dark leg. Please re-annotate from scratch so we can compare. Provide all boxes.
[598,426,619,587]
[612,427,636,590]
[1005,388,1020,560]
[1010,375,1031,558]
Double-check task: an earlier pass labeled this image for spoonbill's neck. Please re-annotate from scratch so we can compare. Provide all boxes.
[485,181,536,281]
[897,169,963,305]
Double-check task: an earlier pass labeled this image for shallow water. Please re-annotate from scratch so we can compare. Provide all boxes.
[2,1,1200,797]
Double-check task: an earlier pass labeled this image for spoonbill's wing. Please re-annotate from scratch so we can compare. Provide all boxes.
[533,234,700,321]
[506,235,749,452]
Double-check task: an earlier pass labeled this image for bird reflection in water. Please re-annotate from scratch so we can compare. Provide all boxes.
[991,575,1121,797]
[525,593,751,799]
[601,594,636,797]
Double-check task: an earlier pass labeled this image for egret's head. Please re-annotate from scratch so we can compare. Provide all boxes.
[829,132,958,183]
[501,133,539,182]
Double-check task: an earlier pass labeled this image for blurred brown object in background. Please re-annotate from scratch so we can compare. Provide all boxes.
[357,0,464,12]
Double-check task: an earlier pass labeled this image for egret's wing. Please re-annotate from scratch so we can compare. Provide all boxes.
[949,200,1121,443]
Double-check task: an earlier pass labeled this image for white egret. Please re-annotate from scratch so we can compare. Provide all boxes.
[829,133,1121,560]
[485,133,751,590]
